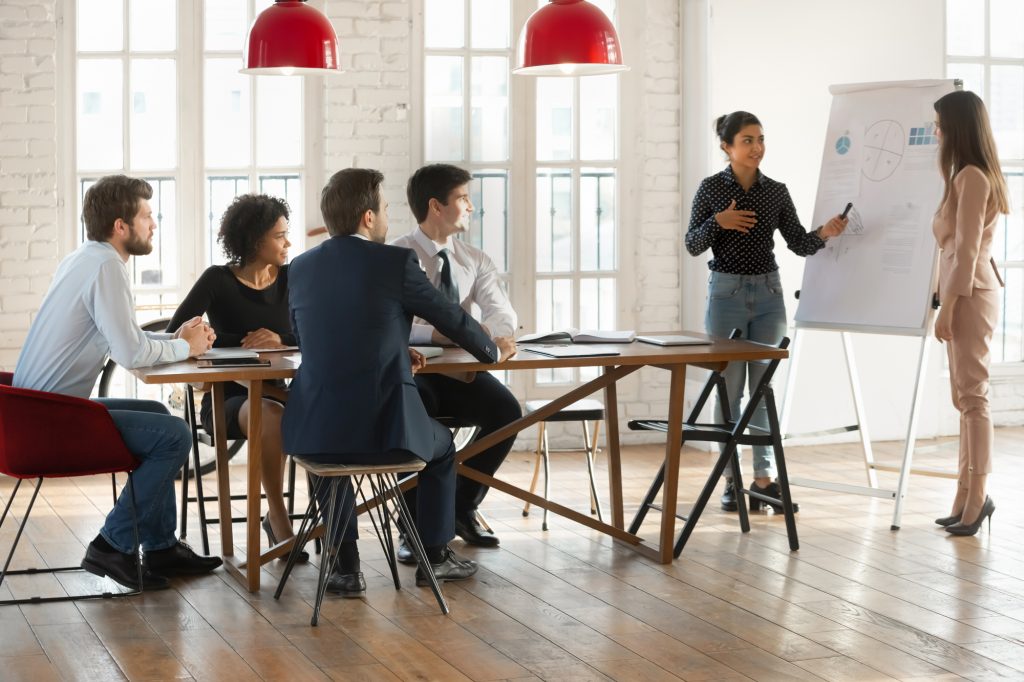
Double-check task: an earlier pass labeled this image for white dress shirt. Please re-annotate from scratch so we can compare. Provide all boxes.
[13,240,188,398]
[390,227,517,344]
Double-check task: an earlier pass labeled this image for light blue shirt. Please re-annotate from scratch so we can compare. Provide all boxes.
[13,240,189,398]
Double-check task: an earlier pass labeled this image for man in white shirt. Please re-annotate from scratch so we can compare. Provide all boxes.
[13,175,222,591]
[391,164,520,551]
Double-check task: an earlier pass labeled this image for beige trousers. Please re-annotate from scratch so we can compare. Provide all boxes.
[946,288,999,477]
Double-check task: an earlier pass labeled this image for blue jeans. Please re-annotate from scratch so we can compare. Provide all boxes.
[704,271,787,479]
[94,398,190,553]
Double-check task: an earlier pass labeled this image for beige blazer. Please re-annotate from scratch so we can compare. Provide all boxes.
[933,164,1003,301]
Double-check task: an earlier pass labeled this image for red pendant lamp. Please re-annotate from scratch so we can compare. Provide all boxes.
[241,0,343,76]
[514,0,628,77]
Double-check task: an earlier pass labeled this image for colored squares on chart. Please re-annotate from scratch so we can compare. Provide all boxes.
[908,124,938,146]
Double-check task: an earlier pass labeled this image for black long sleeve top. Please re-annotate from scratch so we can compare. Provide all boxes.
[686,165,825,275]
[166,265,297,347]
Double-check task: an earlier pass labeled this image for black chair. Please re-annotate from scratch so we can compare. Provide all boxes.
[180,383,311,556]
[627,331,798,557]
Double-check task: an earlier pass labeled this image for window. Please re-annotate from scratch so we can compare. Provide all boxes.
[946,0,1024,363]
[533,0,619,384]
[73,0,310,324]
[420,0,624,389]
[423,0,512,273]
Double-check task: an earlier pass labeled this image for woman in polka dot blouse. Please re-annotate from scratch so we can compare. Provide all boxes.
[686,111,848,513]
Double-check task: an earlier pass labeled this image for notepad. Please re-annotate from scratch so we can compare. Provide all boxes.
[636,335,712,346]
[411,346,444,358]
[198,347,259,360]
[521,345,622,358]
[196,357,271,368]
[518,329,636,344]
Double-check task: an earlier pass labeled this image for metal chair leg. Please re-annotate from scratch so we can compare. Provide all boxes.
[388,472,449,615]
[583,420,603,522]
[365,475,401,589]
[541,425,551,531]
[522,423,544,517]
[275,475,325,600]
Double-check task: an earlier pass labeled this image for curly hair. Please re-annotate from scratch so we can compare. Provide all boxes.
[217,194,290,265]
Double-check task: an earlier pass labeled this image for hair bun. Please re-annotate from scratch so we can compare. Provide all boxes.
[714,114,728,137]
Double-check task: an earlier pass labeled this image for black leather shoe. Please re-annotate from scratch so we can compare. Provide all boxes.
[415,547,478,586]
[720,480,737,511]
[81,540,169,591]
[749,481,799,513]
[935,512,963,527]
[455,512,499,547]
[396,534,416,565]
[326,571,366,598]
[146,541,223,576]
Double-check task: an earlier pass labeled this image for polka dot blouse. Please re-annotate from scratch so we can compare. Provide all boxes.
[686,165,825,275]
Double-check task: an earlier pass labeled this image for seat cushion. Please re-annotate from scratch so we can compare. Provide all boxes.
[524,398,605,423]
[292,456,426,477]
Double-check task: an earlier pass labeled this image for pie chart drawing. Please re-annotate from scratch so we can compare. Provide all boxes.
[862,120,904,182]
[835,135,851,155]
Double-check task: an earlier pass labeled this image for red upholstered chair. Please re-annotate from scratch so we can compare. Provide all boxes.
[0,371,143,604]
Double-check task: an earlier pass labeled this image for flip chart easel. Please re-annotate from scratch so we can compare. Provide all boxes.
[780,78,960,530]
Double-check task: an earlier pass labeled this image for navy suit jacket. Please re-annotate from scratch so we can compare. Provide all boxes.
[282,236,498,460]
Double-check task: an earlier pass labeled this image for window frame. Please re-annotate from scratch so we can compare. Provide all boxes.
[58,0,324,319]
[413,0,636,395]
[945,0,1024,367]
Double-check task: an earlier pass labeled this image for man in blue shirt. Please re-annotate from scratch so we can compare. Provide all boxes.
[14,175,223,590]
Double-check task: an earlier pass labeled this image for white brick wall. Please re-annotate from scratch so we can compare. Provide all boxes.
[0,0,686,450]
[0,0,57,372]
[323,0,414,218]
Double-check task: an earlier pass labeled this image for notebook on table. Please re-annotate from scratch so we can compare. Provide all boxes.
[411,346,444,358]
[635,335,712,346]
[521,344,622,358]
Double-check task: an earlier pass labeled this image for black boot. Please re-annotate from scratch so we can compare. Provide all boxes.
[720,480,737,512]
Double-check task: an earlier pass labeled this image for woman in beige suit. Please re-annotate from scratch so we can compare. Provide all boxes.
[932,90,1010,536]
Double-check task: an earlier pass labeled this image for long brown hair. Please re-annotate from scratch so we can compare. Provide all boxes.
[934,90,1009,214]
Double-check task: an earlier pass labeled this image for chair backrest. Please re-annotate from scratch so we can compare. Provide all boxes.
[0,383,138,479]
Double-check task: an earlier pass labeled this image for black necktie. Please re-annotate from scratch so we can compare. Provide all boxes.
[437,249,460,305]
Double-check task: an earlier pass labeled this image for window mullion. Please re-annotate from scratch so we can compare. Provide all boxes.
[122,0,130,174]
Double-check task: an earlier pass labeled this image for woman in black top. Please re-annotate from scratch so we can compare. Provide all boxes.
[686,111,848,512]
[168,194,300,553]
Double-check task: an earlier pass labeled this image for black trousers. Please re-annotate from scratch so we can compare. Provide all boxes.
[407,371,522,516]
[302,418,457,548]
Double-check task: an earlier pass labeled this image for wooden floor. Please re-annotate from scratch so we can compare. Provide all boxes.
[3,430,1024,681]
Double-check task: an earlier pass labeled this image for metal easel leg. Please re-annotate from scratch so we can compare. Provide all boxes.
[891,335,931,530]
[778,327,802,440]
[841,331,877,488]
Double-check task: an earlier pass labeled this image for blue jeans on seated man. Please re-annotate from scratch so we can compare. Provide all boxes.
[93,398,191,553]
[303,418,457,551]
[704,270,787,480]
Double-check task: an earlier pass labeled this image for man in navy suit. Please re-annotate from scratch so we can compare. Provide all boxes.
[283,168,516,595]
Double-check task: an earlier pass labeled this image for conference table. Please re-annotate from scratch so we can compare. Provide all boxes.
[131,334,788,592]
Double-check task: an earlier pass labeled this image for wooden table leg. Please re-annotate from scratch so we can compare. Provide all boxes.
[245,379,263,592]
[603,367,624,529]
[658,364,687,564]
[212,383,233,556]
